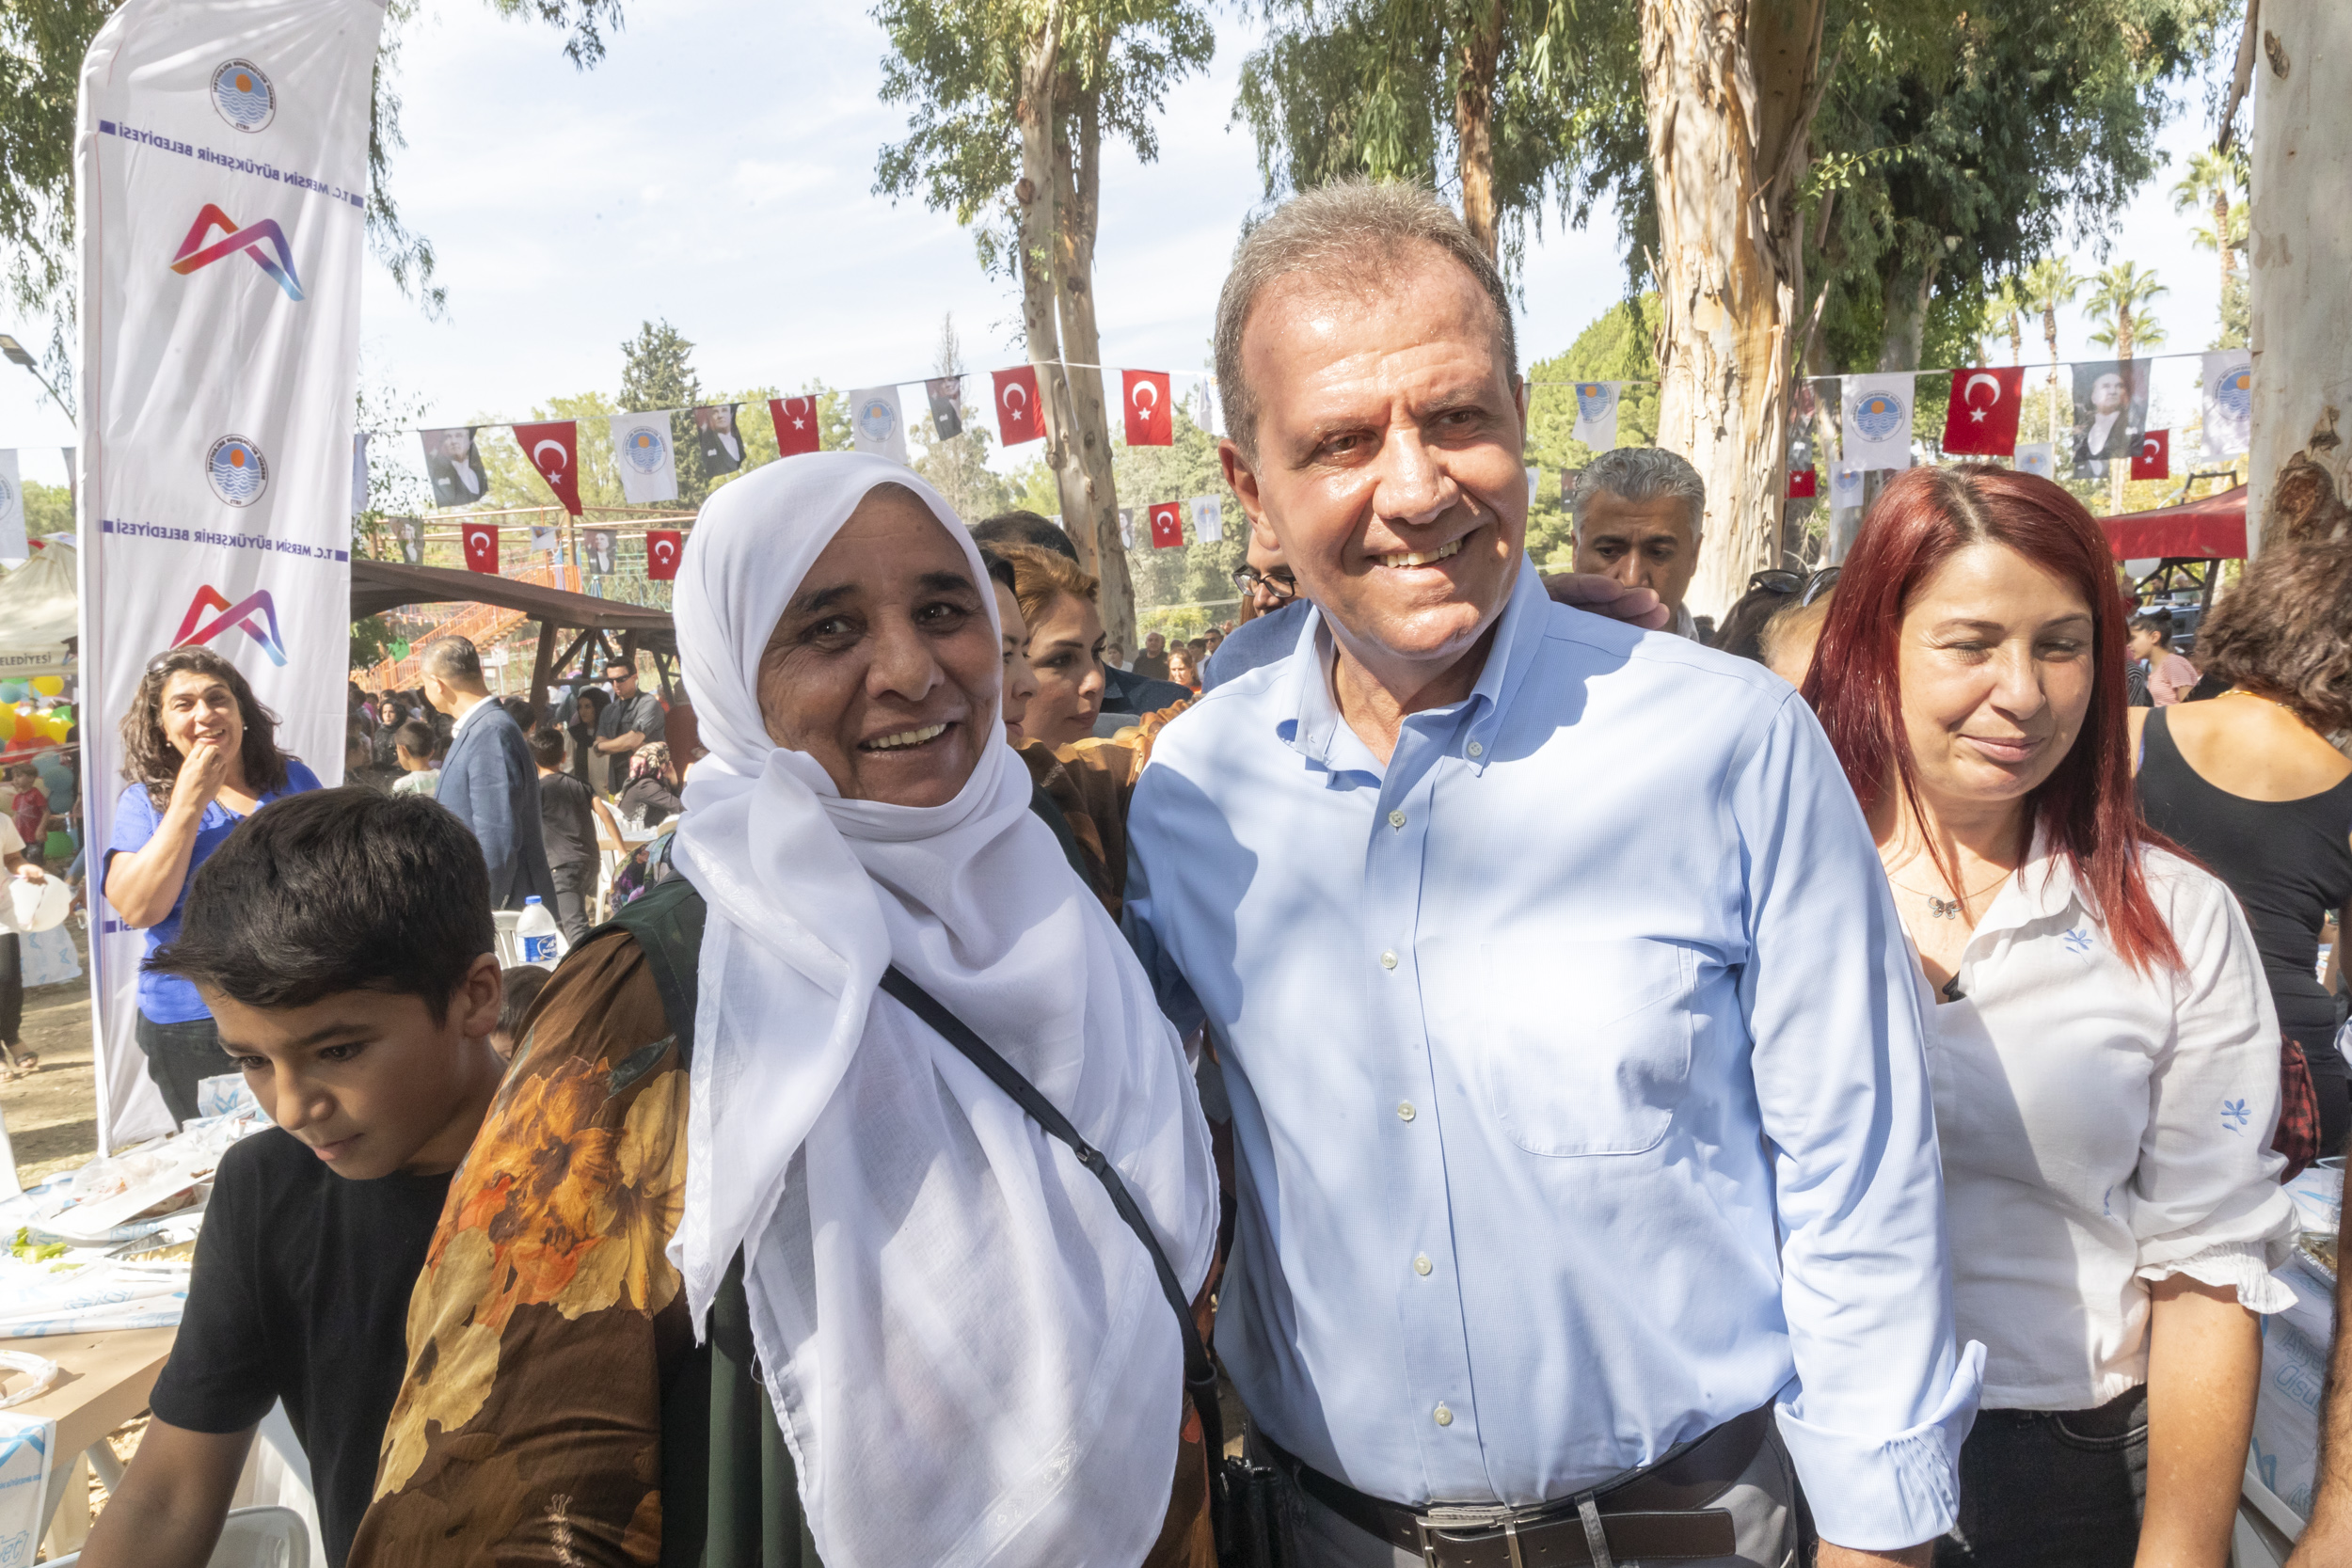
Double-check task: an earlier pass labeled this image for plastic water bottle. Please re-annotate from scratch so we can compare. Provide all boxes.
[516,896,564,969]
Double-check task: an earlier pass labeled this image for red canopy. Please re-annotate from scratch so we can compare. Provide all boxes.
[2100,485,2248,561]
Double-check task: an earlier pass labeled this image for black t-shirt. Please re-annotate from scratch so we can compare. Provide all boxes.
[538,768,598,874]
[150,1129,452,1567]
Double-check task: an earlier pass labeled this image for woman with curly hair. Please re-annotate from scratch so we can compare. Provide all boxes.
[2132,466,2352,1153]
[103,645,322,1125]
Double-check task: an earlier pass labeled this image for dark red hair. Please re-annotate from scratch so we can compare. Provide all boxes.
[1800,465,2182,974]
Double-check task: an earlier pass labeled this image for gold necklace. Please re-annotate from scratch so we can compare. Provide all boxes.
[1886,866,2013,920]
[2223,687,2292,711]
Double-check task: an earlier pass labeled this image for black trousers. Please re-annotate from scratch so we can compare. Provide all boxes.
[2299,1032,2351,1158]
[548,862,594,945]
[1936,1385,2146,1568]
[0,933,20,1046]
[135,1010,236,1129]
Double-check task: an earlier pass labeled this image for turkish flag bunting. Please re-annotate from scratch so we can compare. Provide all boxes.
[2132,428,2170,481]
[1788,467,1818,499]
[463,521,500,574]
[1148,501,1185,549]
[770,397,820,457]
[1940,367,2026,456]
[512,420,583,515]
[645,530,685,580]
[993,366,1043,446]
[1123,370,1173,447]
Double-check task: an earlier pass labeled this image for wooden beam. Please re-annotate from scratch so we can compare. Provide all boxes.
[526,617,557,730]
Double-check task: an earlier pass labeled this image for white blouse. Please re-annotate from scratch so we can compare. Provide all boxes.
[1921,834,2300,1411]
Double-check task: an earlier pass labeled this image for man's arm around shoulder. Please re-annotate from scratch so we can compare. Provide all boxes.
[77,1418,255,1568]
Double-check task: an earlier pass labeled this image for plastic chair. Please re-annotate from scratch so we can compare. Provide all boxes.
[48,1503,310,1567]
[591,797,631,919]
[493,909,521,968]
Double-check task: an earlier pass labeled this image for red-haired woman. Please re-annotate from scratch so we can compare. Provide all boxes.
[1804,465,2296,1568]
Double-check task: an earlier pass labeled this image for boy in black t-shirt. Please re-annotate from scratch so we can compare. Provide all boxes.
[79,787,508,1568]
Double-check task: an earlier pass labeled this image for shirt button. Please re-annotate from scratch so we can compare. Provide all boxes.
[1388,809,1406,829]
[1397,1101,1416,1122]
[1413,1254,1432,1275]
[1380,950,1398,970]
[1466,740,1484,758]
[1434,1404,1454,1427]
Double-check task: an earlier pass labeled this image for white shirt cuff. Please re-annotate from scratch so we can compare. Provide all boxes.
[1775,1339,1985,1552]
[2135,1239,2300,1314]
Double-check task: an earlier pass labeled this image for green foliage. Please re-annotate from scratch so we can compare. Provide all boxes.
[20,480,70,538]
[1522,293,1660,565]
[1112,405,1242,624]
[352,613,395,667]
[618,320,710,507]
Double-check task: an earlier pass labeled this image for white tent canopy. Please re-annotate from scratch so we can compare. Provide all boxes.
[0,543,76,676]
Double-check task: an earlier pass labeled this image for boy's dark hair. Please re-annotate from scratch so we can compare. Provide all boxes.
[150,787,494,1022]
[972,510,1078,564]
[528,726,567,768]
[975,547,1019,594]
[497,964,551,1044]
[394,720,437,760]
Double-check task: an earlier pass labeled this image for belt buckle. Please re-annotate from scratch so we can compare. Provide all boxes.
[1412,1509,1527,1568]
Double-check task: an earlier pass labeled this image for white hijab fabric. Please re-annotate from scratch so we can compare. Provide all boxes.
[670,453,1216,1568]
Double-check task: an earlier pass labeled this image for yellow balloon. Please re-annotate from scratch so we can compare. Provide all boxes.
[42,714,70,743]
[28,676,61,697]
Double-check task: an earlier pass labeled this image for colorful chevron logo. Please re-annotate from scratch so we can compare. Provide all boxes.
[169,204,304,302]
[174,585,288,667]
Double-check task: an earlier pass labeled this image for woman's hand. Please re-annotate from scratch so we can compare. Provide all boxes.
[14,863,44,884]
[2139,1275,2261,1568]
[168,737,232,819]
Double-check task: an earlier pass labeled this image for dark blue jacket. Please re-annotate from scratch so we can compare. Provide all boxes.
[436,700,556,911]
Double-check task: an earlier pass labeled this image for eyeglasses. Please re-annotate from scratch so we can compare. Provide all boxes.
[1232,566,1298,599]
[1747,567,1840,607]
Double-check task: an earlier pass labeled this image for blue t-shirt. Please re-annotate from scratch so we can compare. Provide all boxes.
[104,758,323,1023]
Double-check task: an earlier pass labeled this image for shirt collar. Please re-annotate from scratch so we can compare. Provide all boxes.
[1965,821,2080,943]
[452,695,490,737]
[1278,561,1549,776]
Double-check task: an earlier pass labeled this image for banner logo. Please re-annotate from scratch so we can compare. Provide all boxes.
[1574,383,1614,420]
[1853,392,1907,441]
[209,59,276,133]
[621,424,667,474]
[173,585,288,666]
[2218,366,2252,418]
[170,204,303,301]
[854,395,899,446]
[205,435,269,507]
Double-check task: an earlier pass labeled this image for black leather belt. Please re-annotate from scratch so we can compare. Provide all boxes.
[1262,1402,1769,1568]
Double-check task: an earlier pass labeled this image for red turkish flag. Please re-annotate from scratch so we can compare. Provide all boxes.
[645,529,684,580]
[770,396,820,456]
[1123,370,1173,447]
[1147,501,1184,549]
[2132,428,2170,481]
[993,366,1043,445]
[463,520,500,574]
[512,420,583,515]
[1788,467,1818,499]
[1940,367,2026,455]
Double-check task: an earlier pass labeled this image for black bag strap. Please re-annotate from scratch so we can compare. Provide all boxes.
[877,966,1227,1463]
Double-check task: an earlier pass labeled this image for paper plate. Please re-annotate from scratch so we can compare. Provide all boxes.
[0,876,65,934]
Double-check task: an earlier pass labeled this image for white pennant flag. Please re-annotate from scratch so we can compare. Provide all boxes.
[350,431,369,516]
[2014,442,2057,481]
[1841,373,1917,471]
[2201,349,2252,457]
[610,412,678,504]
[1191,496,1223,544]
[1526,467,1542,507]
[1572,382,1621,450]
[849,386,908,465]
[0,451,24,564]
[1118,507,1135,550]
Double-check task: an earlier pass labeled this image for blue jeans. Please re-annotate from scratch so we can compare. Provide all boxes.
[1936,1385,2147,1568]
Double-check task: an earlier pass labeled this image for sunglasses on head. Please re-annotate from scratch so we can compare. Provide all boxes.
[1747,567,1840,607]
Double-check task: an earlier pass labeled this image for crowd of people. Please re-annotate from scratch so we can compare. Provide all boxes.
[49,178,2352,1568]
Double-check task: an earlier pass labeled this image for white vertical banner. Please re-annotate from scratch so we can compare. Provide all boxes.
[0,451,24,563]
[2201,349,2252,458]
[609,410,679,504]
[1840,372,1917,471]
[79,0,382,1149]
[848,386,909,465]
[1571,382,1621,450]
[1190,495,1223,544]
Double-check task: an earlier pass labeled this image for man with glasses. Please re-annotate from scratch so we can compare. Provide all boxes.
[590,657,664,788]
[1203,538,1310,692]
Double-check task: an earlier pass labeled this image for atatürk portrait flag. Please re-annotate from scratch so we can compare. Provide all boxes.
[693,404,746,475]
[926,378,964,440]
[993,366,1043,445]
[1124,370,1172,447]
[1940,367,2026,457]
[770,396,820,457]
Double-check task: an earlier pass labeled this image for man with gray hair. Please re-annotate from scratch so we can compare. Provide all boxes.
[418,636,554,912]
[1570,446,1709,639]
[1123,178,1977,1568]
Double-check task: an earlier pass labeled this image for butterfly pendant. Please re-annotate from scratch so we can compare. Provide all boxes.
[1927,894,1964,920]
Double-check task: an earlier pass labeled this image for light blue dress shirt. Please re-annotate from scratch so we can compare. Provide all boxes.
[1125,563,1983,1550]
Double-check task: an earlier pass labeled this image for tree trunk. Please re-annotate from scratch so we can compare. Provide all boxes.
[1014,9,1099,575]
[2216,188,2233,304]
[1877,257,1936,372]
[1454,0,1505,259]
[2043,310,2062,446]
[1642,0,1826,619]
[2007,313,2023,367]
[2245,2,2352,555]
[1051,86,1136,649]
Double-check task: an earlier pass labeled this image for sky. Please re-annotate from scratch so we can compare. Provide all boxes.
[0,5,2243,491]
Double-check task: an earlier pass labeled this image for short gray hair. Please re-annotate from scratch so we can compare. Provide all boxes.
[420,635,482,683]
[1568,448,1708,541]
[1215,179,1518,460]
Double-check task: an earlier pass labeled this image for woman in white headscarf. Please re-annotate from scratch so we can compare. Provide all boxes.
[354,454,1221,1568]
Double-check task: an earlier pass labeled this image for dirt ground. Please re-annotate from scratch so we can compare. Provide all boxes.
[6,921,99,1189]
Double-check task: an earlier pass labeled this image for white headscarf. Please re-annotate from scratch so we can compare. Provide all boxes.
[670,452,1216,1568]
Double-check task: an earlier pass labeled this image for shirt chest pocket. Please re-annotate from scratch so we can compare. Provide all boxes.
[1478,938,1694,1157]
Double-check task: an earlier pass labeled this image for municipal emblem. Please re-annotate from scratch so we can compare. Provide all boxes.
[2217,367,2252,419]
[856,396,898,445]
[622,424,667,474]
[1854,393,1906,442]
[205,435,269,507]
[0,472,14,515]
[1574,383,1614,420]
[210,59,276,133]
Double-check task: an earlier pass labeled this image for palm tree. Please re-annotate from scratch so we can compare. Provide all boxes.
[1986,277,2026,366]
[2171,146,2249,334]
[2085,261,2168,363]
[2020,258,2081,444]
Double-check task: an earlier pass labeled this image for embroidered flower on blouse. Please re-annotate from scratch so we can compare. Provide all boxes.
[2222,1099,2251,1131]
[2061,928,2094,956]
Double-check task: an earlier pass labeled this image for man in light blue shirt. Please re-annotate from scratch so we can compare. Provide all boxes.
[1125,182,1980,1567]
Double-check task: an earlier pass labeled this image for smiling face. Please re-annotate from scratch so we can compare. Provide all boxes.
[208,958,503,1180]
[993,579,1041,745]
[754,488,999,805]
[1022,590,1107,748]
[1222,248,1526,700]
[1896,541,2096,815]
[159,669,244,760]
